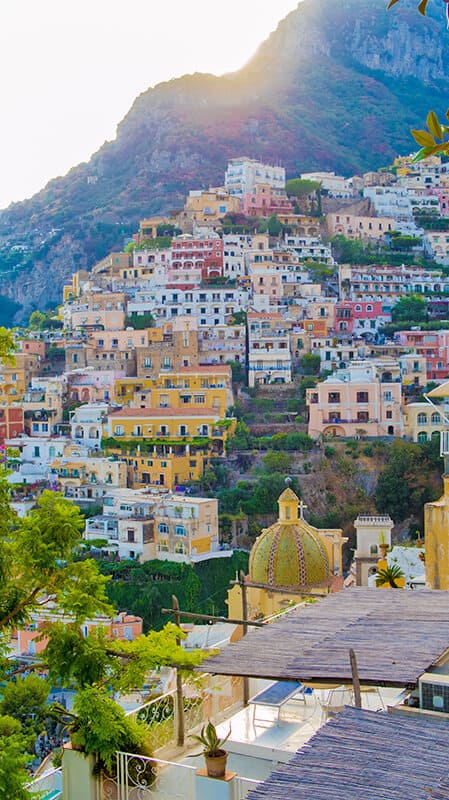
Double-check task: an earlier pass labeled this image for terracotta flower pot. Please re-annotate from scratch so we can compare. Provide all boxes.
[205,750,228,778]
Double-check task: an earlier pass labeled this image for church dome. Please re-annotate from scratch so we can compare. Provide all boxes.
[249,488,330,590]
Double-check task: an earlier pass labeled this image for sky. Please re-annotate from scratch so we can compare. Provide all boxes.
[0,1,299,210]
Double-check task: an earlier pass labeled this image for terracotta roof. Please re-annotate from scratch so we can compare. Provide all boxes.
[108,406,219,417]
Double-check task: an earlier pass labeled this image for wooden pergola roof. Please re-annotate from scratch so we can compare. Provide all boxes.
[247,706,449,800]
[201,589,449,686]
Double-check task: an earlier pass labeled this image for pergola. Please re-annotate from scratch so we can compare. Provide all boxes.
[201,589,449,687]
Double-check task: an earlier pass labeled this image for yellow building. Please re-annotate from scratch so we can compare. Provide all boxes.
[179,188,241,231]
[0,352,42,405]
[425,474,449,590]
[228,487,346,621]
[115,366,231,418]
[50,454,127,499]
[104,405,235,490]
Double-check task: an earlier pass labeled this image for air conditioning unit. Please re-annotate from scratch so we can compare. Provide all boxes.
[419,672,449,713]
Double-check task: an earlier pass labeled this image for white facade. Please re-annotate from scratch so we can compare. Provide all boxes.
[225,158,285,197]
[127,286,251,326]
[70,403,109,447]
[363,185,413,220]
[5,435,72,484]
[301,171,353,197]
[285,236,333,264]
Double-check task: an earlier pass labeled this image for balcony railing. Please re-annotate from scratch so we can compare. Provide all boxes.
[26,768,62,799]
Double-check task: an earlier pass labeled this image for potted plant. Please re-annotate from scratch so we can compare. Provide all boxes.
[191,720,231,778]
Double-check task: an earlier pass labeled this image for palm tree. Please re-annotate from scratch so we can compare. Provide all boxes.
[375,563,405,588]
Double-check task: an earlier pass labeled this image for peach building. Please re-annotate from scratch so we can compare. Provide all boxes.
[306,360,403,438]
[327,212,395,240]
[13,611,143,657]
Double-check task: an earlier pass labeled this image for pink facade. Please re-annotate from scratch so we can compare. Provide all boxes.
[241,185,293,218]
[334,301,390,334]
[433,187,449,217]
[17,340,46,357]
[306,363,403,438]
[395,330,449,381]
[13,612,143,657]
[171,237,224,280]
[67,370,124,403]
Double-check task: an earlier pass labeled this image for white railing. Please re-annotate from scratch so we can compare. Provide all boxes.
[101,753,196,800]
[26,767,62,799]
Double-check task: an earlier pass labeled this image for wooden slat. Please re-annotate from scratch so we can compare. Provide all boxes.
[202,589,449,686]
[247,707,449,800]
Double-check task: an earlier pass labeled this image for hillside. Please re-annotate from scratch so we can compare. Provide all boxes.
[1,0,448,322]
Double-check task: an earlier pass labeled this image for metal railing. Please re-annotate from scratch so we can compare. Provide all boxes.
[126,674,243,755]
[26,767,62,799]
[101,754,196,800]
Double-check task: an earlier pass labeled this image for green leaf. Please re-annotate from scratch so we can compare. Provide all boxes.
[387,0,400,8]
[411,129,435,147]
[427,111,443,141]
[417,0,429,14]
[411,147,434,163]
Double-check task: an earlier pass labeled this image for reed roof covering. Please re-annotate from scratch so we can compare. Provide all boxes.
[247,706,449,800]
[202,589,449,686]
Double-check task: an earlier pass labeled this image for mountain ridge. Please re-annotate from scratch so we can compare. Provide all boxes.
[1,0,448,322]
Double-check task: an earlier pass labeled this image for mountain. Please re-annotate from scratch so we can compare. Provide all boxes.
[1,0,448,323]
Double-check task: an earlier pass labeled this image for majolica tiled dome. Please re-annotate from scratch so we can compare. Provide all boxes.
[249,488,330,590]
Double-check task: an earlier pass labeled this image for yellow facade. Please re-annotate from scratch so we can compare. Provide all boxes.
[0,353,41,405]
[117,450,205,490]
[115,369,230,417]
[424,475,449,590]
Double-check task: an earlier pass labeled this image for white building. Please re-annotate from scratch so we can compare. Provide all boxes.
[5,435,73,484]
[301,171,353,198]
[70,403,109,447]
[225,158,285,197]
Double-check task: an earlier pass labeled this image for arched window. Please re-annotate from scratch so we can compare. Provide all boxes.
[366,304,373,312]
[417,413,428,425]
[417,431,428,443]
[175,525,186,537]
[431,412,440,425]
[158,523,169,534]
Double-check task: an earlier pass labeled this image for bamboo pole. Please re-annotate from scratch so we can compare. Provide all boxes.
[172,595,185,747]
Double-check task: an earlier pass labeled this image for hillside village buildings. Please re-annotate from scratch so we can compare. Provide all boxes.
[5,153,449,565]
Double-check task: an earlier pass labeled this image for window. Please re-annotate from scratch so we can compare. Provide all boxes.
[417,431,428,443]
[432,412,441,425]
[417,413,428,425]
[386,410,392,419]
[357,411,369,422]
[158,523,169,534]
[34,446,40,457]
[383,391,392,401]
[370,544,378,555]
[127,530,135,543]
[144,357,152,367]
[356,392,369,403]
[175,525,186,537]
[194,395,205,404]
[114,425,124,436]
[328,392,340,404]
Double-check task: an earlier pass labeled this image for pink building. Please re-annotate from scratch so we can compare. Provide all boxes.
[334,301,390,335]
[241,184,293,217]
[433,187,449,217]
[395,330,449,382]
[13,611,143,657]
[171,235,223,281]
[306,361,403,439]
[67,369,125,403]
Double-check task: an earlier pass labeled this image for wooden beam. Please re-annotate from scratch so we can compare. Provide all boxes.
[161,609,264,627]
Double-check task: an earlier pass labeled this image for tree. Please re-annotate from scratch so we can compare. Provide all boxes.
[391,294,428,323]
[300,353,321,375]
[375,563,405,588]
[286,178,321,198]
[0,479,202,797]
[261,451,292,474]
[267,215,282,236]
[0,675,50,737]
